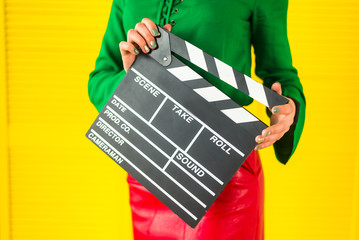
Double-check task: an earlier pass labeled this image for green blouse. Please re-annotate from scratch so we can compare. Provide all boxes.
[88,0,306,164]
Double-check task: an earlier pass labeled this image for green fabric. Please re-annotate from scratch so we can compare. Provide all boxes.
[88,0,306,164]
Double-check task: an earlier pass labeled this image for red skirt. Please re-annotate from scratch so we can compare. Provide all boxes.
[127,150,264,240]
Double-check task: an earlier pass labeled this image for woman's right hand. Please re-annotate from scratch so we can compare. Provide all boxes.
[119,18,172,72]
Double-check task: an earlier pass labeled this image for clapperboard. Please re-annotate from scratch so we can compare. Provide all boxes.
[86,27,288,228]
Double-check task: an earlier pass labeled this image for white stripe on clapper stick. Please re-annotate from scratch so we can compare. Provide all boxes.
[214,57,238,88]
[185,41,208,72]
[244,75,269,107]
[194,86,230,102]
[167,66,203,81]
[221,108,260,124]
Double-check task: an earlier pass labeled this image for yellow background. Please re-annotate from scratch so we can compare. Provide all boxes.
[1,0,358,239]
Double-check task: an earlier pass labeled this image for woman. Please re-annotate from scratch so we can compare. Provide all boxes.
[88,0,305,239]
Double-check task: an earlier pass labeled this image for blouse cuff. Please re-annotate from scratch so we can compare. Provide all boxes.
[273,97,300,164]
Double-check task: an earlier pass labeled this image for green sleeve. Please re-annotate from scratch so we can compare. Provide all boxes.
[251,0,306,164]
[88,0,127,112]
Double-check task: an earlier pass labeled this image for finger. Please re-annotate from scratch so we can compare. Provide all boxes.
[271,82,282,95]
[141,18,160,37]
[261,123,289,139]
[255,132,283,150]
[255,135,265,144]
[119,41,139,55]
[163,23,172,32]
[135,22,157,49]
[255,140,277,150]
[272,98,295,115]
[127,29,150,53]
[261,132,284,144]
[255,126,286,145]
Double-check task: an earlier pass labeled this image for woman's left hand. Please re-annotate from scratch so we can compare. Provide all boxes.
[254,82,296,150]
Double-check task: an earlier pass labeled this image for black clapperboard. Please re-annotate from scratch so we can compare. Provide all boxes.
[86,27,288,228]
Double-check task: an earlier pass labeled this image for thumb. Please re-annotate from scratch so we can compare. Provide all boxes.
[163,23,172,32]
[271,82,282,95]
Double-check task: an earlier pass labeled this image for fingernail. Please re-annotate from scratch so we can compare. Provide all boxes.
[134,48,140,54]
[273,108,280,114]
[256,137,264,143]
[255,146,261,151]
[144,45,150,53]
[152,28,160,36]
[265,132,271,137]
[150,40,157,48]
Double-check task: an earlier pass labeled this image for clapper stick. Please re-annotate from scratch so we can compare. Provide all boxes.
[150,26,289,109]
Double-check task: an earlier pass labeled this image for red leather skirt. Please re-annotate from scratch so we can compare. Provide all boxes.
[127,150,264,240]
